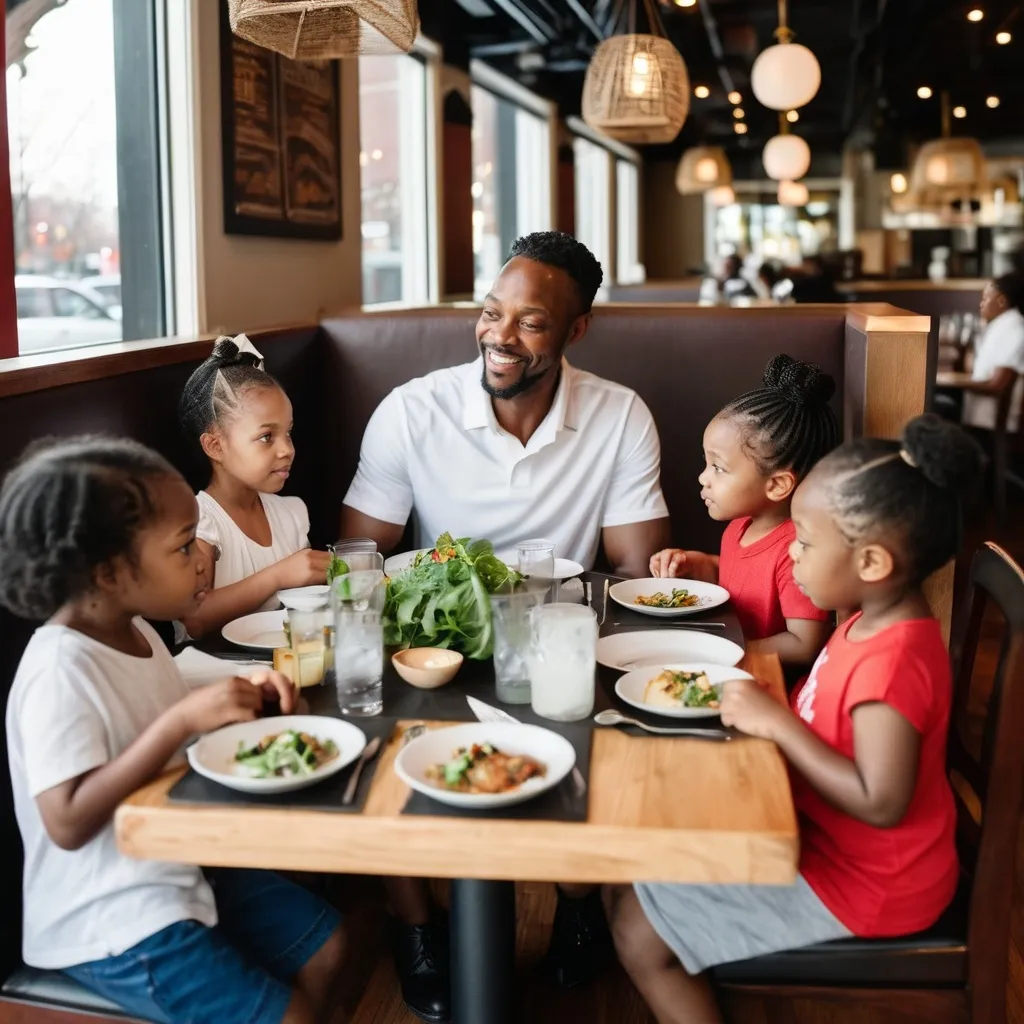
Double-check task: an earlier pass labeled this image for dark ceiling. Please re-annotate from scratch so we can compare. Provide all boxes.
[419,0,1024,176]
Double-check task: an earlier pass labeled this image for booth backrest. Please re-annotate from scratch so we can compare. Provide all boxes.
[317,304,847,555]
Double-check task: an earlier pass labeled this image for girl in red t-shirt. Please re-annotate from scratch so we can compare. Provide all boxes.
[651,354,839,665]
[608,414,983,1024]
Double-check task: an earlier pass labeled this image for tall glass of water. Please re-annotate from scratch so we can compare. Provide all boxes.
[332,569,385,716]
[528,604,598,722]
[517,540,555,581]
[490,587,545,704]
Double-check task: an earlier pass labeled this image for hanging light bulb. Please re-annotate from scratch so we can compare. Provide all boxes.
[627,51,653,97]
[710,185,736,206]
[778,179,809,206]
[750,0,821,110]
[890,172,908,194]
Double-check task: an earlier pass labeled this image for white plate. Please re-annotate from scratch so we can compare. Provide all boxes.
[615,663,754,718]
[495,554,585,582]
[277,585,330,612]
[596,630,744,671]
[222,610,288,650]
[384,549,430,575]
[187,715,366,794]
[609,578,730,618]
[394,721,576,810]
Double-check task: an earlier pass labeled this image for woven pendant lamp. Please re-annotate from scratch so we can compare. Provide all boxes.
[676,146,732,195]
[582,0,690,145]
[908,92,986,205]
[228,0,419,60]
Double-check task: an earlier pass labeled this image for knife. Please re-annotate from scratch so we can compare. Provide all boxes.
[465,696,587,796]
[342,735,382,805]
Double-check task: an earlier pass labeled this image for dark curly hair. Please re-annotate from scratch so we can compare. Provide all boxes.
[814,414,984,584]
[179,337,281,446]
[507,231,604,314]
[992,271,1024,314]
[721,354,840,478]
[0,436,178,621]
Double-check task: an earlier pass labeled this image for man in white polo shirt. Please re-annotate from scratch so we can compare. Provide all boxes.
[341,230,671,577]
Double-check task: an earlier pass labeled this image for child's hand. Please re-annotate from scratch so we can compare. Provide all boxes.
[649,548,715,581]
[173,677,266,736]
[276,549,332,588]
[719,678,790,741]
[248,669,298,715]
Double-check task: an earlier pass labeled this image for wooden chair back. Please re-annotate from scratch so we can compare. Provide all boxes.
[948,542,1024,1024]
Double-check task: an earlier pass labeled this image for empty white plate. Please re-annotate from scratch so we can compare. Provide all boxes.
[609,578,730,618]
[188,715,366,795]
[615,663,754,718]
[222,610,288,650]
[394,721,576,810]
[596,630,744,671]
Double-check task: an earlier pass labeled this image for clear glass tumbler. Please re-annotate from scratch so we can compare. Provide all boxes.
[528,604,598,722]
[489,588,545,704]
[333,607,384,716]
[286,608,327,688]
[517,539,555,581]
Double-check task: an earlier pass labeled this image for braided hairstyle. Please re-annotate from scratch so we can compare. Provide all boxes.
[814,414,984,584]
[179,337,281,447]
[0,436,177,621]
[721,354,840,478]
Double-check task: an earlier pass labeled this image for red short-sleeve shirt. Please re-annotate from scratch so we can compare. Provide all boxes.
[718,518,828,642]
[790,614,958,937]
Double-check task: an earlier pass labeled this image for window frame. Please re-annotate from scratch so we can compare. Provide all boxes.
[565,116,642,289]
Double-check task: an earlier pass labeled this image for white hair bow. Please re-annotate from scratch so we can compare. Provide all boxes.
[233,333,265,369]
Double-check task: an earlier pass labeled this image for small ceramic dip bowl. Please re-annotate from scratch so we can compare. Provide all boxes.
[392,648,464,689]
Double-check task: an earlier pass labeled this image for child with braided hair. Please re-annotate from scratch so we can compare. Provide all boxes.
[651,353,840,665]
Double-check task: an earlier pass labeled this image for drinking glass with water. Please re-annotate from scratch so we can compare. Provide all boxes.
[332,569,385,716]
[490,587,546,705]
[528,604,598,722]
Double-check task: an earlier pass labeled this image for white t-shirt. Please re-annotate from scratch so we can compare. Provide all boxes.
[197,491,310,610]
[6,620,217,969]
[963,307,1024,432]
[343,359,668,569]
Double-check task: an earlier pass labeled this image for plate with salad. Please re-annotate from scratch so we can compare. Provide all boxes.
[187,715,367,794]
[382,533,523,660]
[608,578,730,619]
[615,663,754,718]
[394,722,575,808]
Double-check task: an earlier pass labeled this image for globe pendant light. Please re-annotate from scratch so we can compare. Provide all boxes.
[228,0,418,59]
[582,0,690,145]
[777,179,809,206]
[751,0,821,111]
[762,113,811,181]
[676,146,732,195]
[710,185,737,207]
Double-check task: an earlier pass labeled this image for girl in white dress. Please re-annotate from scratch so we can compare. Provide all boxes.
[178,336,330,639]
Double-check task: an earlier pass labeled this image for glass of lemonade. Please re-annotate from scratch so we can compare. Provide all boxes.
[528,604,598,722]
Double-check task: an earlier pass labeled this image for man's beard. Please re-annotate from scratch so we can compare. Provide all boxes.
[479,348,556,400]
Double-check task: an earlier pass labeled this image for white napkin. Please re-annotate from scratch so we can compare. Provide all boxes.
[174,647,260,688]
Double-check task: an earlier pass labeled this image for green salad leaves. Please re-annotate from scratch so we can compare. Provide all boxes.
[383,533,522,660]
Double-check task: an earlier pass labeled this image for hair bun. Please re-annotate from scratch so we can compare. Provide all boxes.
[209,337,261,370]
[901,414,984,495]
[762,353,836,407]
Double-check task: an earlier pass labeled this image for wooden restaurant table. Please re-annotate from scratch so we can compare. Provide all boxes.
[115,574,797,1024]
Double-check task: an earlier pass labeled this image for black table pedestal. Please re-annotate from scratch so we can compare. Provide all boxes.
[450,878,516,1024]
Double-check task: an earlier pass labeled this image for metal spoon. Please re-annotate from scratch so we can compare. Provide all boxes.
[593,708,732,740]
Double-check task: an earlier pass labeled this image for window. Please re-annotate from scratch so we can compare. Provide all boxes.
[616,159,643,285]
[359,52,432,305]
[470,65,553,298]
[573,136,612,279]
[6,0,169,355]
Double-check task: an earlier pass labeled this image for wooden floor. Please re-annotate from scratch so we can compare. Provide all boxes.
[327,489,1024,1024]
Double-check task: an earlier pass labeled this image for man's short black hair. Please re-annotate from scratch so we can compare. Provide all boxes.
[507,231,604,313]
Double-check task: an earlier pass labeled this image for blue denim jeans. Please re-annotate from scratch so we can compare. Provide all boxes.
[63,869,340,1024]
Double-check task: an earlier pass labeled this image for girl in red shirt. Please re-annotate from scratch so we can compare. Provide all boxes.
[608,414,983,1024]
[651,354,839,665]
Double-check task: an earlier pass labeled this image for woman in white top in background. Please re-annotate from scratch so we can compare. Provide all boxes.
[951,272,1024,433]
[177,336,330,640]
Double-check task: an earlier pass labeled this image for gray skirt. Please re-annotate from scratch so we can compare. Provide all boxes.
[634,874,851,975]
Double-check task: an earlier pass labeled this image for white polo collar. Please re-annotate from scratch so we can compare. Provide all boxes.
[461,357,579,436]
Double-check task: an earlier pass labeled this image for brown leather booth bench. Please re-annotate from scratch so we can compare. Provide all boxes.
[0,301,931,1021]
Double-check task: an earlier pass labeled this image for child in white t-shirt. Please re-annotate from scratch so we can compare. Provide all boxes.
[177,335,331,640]
[0,436,345,1023]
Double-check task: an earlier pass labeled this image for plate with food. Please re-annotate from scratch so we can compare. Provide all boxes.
[222,609,288,650]
[394,721,576,809]
[608,578,730,618]
[596,630,744,671]
[187,715,367,794]
[615,663,754,718]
